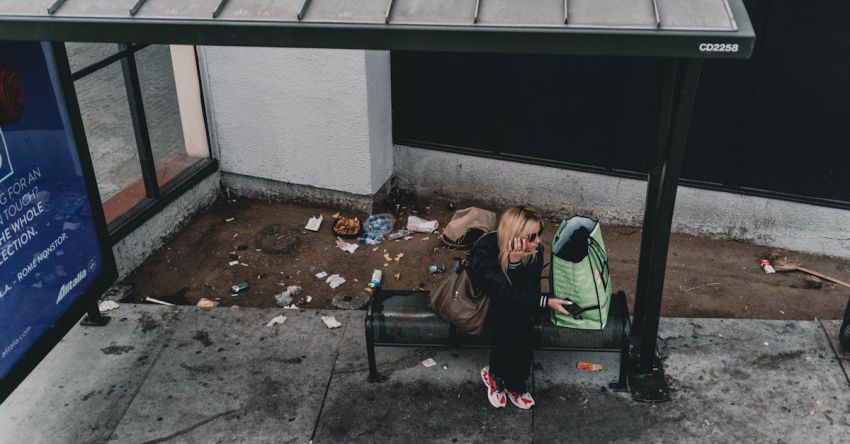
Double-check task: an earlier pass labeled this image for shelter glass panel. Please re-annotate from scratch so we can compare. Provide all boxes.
[135,45,208,190]
[67,44,146,223]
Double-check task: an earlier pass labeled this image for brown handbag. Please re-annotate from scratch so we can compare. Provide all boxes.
[428,266,490,336]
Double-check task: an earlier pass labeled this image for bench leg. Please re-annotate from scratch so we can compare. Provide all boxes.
[365,320,385,383]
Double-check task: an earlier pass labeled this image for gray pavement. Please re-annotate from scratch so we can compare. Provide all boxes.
[1,305,848,443]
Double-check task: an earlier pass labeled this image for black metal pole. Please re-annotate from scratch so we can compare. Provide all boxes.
[635,57,703,373]
[79,301,111,326]
[632,58,679,341]
[119,43,160,200]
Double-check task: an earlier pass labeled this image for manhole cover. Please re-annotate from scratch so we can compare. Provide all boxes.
[254,224,301,254]
[332,291,370,310]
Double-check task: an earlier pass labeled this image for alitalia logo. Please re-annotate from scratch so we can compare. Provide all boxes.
[56,268,87,304]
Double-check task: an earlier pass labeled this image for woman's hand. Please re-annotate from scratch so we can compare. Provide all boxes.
[508,237,535,262]
[547,298,574,315]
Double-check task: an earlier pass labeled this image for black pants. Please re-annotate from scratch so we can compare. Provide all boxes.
[489,301,534,392]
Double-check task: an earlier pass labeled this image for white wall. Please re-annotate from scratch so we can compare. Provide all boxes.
[394,145,850,259]
[198,47,392,197]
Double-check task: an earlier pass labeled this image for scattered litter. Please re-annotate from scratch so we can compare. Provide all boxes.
[383,253,392,262]
[145,297,174,306]
[403,236,413,240]
[442,364,448,370]
[394,272,401,280]
[196,298,216,308]
[763,342,769,346]
[231,281,250,293]
[678,283,720,292]
[283,304,300,310]
[421,237,430,241]
[336,237,359,254]
[576,362,603,371]
[240,262,249,267]
[321,316,342,329]
[393,253,404,262]
[387,229,413,240]
[407,215,439,233]
[427,265,446,274]
[372,246,379,251]
[225,217,235,222]
[369,269,383,289]
[703,420,711,428]
[759,259,776,274]
[332,213,361,237]
[275,285,303,307]
[779,310,785,315]
[309,266,328,279]
[421,358,437,368]
[266,315,287,327]
[305,295,313,303]
[256,249,262,252]
[228,260,239,266]
[384,263,389,267]
[233,233,239,238]
[305,215,323,231]
[98,301,120,312]
[326,274,346,289]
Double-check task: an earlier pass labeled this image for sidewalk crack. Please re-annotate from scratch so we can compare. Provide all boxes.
[139,409,239,444]
[309,316,351,443]
[817,319,850,388]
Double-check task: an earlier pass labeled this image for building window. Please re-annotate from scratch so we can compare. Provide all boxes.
[65,43,216,242]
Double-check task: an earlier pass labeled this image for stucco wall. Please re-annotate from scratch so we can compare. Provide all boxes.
[198,47,392,197]
[112,172,220,279]
[394,145,850,259]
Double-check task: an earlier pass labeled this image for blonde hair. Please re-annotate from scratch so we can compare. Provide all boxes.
[496,205,544,281]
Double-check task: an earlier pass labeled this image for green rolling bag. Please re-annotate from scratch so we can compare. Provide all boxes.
[550,216,612,330]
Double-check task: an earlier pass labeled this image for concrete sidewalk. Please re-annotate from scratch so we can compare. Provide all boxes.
[1,305,848,443]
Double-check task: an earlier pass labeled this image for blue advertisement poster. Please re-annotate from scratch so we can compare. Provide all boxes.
[0,42,110,380]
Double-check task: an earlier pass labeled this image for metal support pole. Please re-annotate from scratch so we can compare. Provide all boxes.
[119,44,161,200]
[629,58,702,402]
[632,58,678,341]
[80,301,110,326]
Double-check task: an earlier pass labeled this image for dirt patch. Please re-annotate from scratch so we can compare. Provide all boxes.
[122,197,850,320]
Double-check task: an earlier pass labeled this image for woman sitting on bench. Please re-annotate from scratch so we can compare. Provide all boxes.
[468,205,574,409]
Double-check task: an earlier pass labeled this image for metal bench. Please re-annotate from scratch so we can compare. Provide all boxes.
[365,289,630,387]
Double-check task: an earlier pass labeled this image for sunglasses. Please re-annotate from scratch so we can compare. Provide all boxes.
[527,226,544,242]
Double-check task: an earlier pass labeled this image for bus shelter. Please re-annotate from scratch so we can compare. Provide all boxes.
[0,0,754,403]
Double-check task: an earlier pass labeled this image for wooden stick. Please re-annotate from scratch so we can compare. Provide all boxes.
[774,265,850,290]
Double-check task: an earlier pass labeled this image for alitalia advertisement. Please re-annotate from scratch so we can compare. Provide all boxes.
[0,42,105,380]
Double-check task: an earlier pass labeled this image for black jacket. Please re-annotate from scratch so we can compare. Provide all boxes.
[467,232,549,312]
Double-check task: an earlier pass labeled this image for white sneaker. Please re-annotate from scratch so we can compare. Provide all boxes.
[506,388,536,410]
[481,366,506,408]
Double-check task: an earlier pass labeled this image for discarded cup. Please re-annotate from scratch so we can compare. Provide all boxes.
[370,269,383,289]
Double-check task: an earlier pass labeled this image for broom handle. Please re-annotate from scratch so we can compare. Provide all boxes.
[795,266,850,290]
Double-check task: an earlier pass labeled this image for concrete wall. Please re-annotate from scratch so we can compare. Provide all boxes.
[394,145,850,259]
[198,47,393,199]
[112,172,219,279]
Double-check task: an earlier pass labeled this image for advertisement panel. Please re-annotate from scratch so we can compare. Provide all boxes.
[0,42,116,400]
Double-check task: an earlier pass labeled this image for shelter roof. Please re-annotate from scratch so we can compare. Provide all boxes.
[0,0,754,58]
